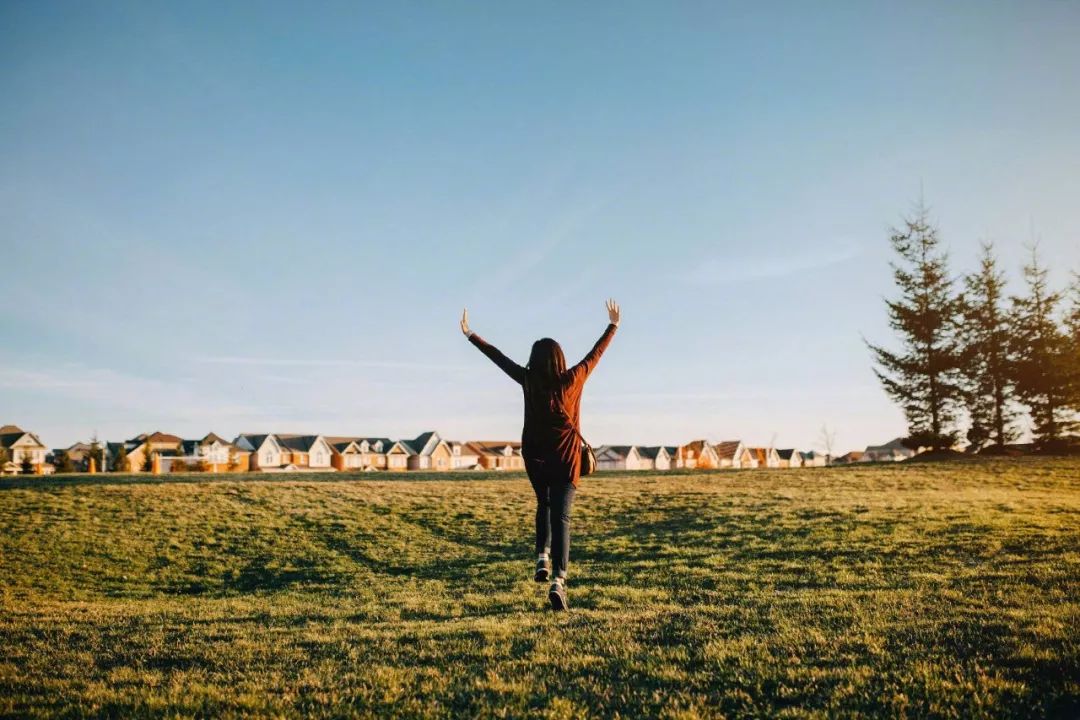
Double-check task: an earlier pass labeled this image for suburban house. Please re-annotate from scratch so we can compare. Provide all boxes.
[676,440,719,469]
[800,450,827,467]
[595,445,646,471]
[0,425,48,474]
[403,431,453,471]
[175,433,250,473]
[326,437,394,471]
[235,434,286,470]
[662,446,679,468]
[746,447,781,469]
[110,431,183,473]
[383,440,413,471]
[468,441,525,470]
[49,442,93,472]
[712,440,749,468]
[833,451,864,464]
[862,438,916,463]
[447,441,482,470]
[275,434,334,470]
[777,449,802,469]
[637,446,672,470]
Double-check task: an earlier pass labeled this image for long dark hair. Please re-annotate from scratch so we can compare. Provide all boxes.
[526,338,567,411]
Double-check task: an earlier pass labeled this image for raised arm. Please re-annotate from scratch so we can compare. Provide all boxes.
[461,308,526,384]
[570,299,620,381]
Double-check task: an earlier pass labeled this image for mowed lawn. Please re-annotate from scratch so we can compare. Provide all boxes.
[1,459,1078,719]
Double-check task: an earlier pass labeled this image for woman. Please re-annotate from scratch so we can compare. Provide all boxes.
[461,299,619,610]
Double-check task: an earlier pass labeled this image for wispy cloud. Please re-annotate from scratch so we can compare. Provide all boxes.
[196,356,473,371]
[685,241,861,286]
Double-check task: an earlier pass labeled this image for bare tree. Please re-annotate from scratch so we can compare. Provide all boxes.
[817,423,838,461]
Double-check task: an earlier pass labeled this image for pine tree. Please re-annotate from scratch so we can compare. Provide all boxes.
[1010,246,1076,449]
[867,202,964,450]
[55,450,75,474]
[142,445,155,472]
[1064,274,1080,428]
[112,445,129,473]
[957,242,1018,450]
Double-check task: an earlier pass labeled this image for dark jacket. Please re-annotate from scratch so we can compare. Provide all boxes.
[469,323,617,484]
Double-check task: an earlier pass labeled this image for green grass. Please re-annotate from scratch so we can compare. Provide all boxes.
[1,458,1078,718]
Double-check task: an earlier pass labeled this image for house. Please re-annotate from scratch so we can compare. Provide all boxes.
[275,434,335,470]
[384,440,413,471]
[832,451,864,464]
[712,440,750,468]
[862,438,917,463]
[637,446,672,470]
[404,431,453,471]
[327,436,395,472]
[663,446,680,468]
[108,431,182,473]
[447,441,482,470]
[468,441,525,470]
[595,445,645,471]
[676,440,720,469]
[776,449,802,469]
[800,450,826,467]
[235,434,286,470]
[0,425,48,474]
[176,433,250,473]
[50,442,92,472]
[746,447,781,469]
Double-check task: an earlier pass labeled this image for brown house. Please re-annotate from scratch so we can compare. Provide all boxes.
[676,440,719,469]
[468,441,525,470]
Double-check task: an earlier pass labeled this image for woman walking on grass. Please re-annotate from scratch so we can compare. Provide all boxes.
[461,299,619,611]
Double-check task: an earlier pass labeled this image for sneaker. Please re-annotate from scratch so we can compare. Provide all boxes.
[534,557,550,582]
[548,579,567,611]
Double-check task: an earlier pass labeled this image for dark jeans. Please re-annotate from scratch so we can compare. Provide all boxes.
[526,457,577,580]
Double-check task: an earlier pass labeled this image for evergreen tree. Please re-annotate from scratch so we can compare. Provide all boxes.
[1010,246,1076,448]
[957,242,1018,450]
[20,454,35,474]
[142,445,156,472]
[111,445,129,473]
[1064,274,1080,426]
[87,438,104,473]
[55,450,75,474]
[868,202,964,450]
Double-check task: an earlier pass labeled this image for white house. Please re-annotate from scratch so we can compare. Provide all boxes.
[862,438,916,463]
[636,446,672,470]
[777,449,802,468]
[595,445,646,471]
[0,425,48,474]
[404,431,453,471]
[235,434,286,470]
[713,440,749,468]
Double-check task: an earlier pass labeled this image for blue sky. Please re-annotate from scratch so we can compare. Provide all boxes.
[2,1,1079,452]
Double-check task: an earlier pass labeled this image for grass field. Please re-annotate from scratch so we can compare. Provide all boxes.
[1,459,1078,718]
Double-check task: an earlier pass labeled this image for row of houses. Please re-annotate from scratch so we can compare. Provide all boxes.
[594,441,829,471]
[1,423,917,475]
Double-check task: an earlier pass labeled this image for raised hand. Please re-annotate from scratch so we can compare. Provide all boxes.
[460,308,471,337]
[606,298,620,326]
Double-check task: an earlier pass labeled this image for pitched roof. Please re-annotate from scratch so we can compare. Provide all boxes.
[799,451,815,460]
[467,441,522,457]
[598,445,636,459]
[637,446,668,460]
[0,425,24,434]
[133,431,182,445]
[275,434,324,452]
[410,431,443,456]
[0,428,45,450]
[777,449,796,460]
[712,440,742,460]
